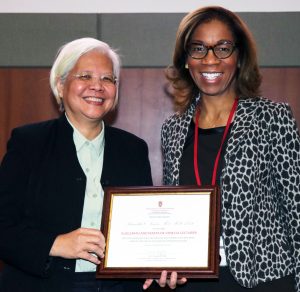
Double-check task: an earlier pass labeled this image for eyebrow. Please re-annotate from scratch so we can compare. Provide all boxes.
[74,71,114,75]
[190,39,234,45]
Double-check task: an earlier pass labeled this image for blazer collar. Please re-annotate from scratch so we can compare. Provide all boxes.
[100,125,114,187]
[182,96,258,160]
[225,97,259,159]
[56,114,85,178]
[56,116,113,187]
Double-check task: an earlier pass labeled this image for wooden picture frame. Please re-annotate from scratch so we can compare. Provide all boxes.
[96,186,220,279]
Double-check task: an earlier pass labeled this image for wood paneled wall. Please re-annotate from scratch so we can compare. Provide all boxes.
[0,68,300,185]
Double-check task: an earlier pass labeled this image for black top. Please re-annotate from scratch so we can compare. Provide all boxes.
[179,120,232,186]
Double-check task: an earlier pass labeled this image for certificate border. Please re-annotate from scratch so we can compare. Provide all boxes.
[96,186,220,279]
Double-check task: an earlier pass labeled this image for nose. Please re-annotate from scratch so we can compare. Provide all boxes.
[89,77,104,91]
[202,49,220,65]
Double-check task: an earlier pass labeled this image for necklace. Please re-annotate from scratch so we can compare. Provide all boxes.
[193,98,238,186]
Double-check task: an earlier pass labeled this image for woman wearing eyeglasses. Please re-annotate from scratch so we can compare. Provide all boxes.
[0,38,156,292]
[160,6,300,292]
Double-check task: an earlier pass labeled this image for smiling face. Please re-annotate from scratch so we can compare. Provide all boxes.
[57,50,117,128]
[186,19,238,100]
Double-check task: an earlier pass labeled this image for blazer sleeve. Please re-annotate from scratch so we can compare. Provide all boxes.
[271,103,300,291]
[0,128,57,277]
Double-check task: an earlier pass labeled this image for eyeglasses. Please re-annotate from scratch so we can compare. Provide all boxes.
[72,72,117,85]
[186,41,236,60]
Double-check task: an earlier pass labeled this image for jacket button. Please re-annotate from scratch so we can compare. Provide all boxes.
[101,179,110,187]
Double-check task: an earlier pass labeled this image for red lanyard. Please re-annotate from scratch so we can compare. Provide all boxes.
[193,98,238,186]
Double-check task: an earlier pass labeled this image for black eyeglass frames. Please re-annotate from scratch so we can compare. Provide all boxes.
[186,41,236,59]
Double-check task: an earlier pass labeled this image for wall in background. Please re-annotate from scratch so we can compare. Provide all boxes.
[0,12,299,67]
[1,68,299,185]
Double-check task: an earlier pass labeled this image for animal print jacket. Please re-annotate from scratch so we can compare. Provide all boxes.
[161,96,300,290]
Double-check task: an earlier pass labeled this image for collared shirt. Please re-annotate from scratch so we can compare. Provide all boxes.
[65,115,105,272]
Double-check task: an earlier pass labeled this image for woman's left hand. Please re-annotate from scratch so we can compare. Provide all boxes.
[143,270,187,290]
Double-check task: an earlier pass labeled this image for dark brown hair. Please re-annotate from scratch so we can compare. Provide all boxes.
[166,6,262,112]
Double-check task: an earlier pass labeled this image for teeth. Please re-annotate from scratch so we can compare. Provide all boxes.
[85,97,103,102]
[201,73,222,80]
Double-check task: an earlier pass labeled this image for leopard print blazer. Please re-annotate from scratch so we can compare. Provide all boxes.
[161,96,300,291]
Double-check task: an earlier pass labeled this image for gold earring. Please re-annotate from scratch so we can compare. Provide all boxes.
[185,63,189,69]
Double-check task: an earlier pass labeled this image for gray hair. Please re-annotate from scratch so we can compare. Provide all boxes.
[50,37,121,111]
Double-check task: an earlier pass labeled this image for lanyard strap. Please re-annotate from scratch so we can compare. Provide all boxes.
[193,98,238,186]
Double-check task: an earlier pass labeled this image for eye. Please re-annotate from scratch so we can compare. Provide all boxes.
[216,46,230,53]
[101,75,116,84]
[190,44,206,53]
[215,43,233,53]
[76,73,93,81]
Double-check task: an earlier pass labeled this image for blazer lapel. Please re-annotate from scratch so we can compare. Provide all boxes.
[101,125,115,188]
[55,115,86,228]
[225,97,258,160]
[56,115,85,179]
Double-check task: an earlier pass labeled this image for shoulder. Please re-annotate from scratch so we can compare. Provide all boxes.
[240,96,294,120]
[12,118,58,136]
[161,108,193,141]
[3,118,62,168]
[162,112,181,130]
[162,98,197,134]
[104,125,148,148]
[161,112,183,141]
[162,104,194,132]
[240,96,291,111]
[239,96,298,134]
[9,118,60,145]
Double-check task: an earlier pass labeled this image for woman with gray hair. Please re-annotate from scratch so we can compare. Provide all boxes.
[0,37,153,292]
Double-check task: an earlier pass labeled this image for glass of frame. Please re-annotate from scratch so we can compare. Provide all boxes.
[96,186,220,279]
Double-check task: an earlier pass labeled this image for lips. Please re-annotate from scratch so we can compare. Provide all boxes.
[201,72,222,80]
[84,97,104,104]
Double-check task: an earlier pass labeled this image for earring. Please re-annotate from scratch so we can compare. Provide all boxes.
[185,63,189,69]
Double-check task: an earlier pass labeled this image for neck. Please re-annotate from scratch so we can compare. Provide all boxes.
[78,122,103,140]
[196,95,236,128]
[66,113,103,140]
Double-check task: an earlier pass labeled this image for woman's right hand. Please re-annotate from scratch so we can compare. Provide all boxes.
[49,228,105,265]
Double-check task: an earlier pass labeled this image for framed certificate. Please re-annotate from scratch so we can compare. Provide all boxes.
[96,186,220,279]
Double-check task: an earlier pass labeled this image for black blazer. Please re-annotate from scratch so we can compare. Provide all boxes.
[0,115,152,292]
